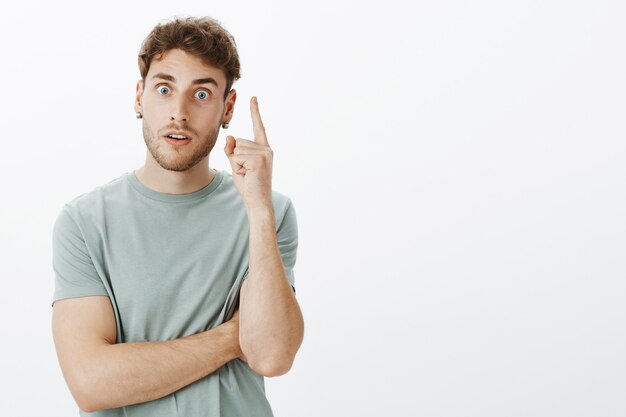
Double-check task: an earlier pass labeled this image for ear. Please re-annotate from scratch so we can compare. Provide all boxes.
[134,79,144,114]
[222,89,237,124]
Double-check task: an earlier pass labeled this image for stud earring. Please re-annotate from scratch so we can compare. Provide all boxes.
[222,122,229,129]
[136,112,143,119]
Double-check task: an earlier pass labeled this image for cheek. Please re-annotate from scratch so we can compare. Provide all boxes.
[144,103,170,127]
[143,99,163,114]
[197,106,223,124]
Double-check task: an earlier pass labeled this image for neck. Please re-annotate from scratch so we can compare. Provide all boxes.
[134,154,216,195]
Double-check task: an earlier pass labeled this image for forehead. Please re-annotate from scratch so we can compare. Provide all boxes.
[147,48,226,88]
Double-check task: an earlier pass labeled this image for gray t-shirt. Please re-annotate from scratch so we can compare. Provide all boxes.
[51,169,298,417]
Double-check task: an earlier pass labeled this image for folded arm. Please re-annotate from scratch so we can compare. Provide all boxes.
[52,296,242,413]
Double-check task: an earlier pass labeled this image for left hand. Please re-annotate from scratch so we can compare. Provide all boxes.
[224,96,273,210]
[229,308,248,364]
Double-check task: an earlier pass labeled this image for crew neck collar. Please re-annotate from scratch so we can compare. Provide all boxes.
[125,169,224,203]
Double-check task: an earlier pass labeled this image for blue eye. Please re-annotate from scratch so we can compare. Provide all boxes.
[195,90,209,100]
[157,86,170,95]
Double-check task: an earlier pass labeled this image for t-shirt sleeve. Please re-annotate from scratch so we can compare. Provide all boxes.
[51,205,109,307]
[276,199,298,293]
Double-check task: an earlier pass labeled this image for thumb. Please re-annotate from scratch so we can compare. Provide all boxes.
[224,135,236,156]
[224,136,245,175]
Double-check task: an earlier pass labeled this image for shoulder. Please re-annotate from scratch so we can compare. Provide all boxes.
[272,188,293,217]
[60,173,128,223]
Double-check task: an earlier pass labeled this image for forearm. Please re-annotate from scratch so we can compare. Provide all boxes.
[240,206,304,376]
[77,323,241,412]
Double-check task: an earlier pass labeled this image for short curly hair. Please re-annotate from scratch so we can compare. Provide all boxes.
[138,16,241,99]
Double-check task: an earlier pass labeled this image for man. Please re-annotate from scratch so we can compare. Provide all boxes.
[51,16,304,416]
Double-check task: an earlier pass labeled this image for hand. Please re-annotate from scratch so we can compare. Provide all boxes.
[229,308,248,363]
[224,96,273,211]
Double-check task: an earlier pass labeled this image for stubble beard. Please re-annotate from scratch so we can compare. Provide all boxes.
[142,122,220,172]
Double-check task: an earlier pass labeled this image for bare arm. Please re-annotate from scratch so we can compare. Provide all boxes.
[223,97,304,377]
[239,207,304,377]
[52,296,242,413]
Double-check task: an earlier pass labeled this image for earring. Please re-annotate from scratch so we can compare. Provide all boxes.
[222,122,229,129]
[136,112,143,119]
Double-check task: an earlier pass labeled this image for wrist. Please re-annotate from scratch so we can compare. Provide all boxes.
[246,204,275,225]
[246,198,273,211]
[219,320,243,360]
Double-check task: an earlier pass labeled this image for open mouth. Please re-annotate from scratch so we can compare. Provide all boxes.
[164,135,191,146]
[166,134,189,141]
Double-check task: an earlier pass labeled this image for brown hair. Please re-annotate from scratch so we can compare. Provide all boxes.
[138,16,241,99]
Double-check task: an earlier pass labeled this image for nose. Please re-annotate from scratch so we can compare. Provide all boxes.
[170,95,190,122]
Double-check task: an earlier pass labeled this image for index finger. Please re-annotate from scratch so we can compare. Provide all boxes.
[250,96,268,146]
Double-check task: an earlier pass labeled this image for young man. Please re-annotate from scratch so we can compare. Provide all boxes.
[51,16,304,416]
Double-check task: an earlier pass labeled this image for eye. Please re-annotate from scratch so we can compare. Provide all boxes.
[157,85,170,95]
[195,90,210,100]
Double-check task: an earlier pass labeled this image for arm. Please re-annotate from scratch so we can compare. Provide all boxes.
[52,295,242,413]
[223,96,304,377]
[239,206,304,377]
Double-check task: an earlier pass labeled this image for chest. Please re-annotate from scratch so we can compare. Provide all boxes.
[99,207,250,340]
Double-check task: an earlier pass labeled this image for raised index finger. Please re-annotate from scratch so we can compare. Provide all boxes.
[250,96,268,146]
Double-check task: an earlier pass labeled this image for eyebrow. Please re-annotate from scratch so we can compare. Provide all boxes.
[151,72,219,88]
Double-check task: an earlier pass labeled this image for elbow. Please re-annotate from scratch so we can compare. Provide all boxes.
[248,353,295,377]
[67,369,108,413]
[241,324,304,377]
[71,383,99,413]
[252,359,293,377]
[77,399,98,414]
[75,385,111,413]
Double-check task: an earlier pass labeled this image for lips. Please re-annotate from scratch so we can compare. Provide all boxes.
[163,129,193,140]
[165,136,191,146]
